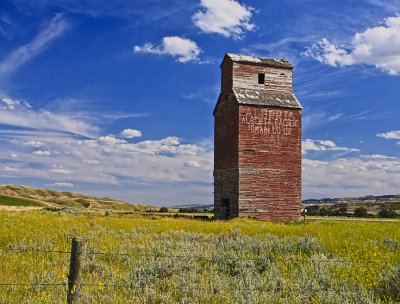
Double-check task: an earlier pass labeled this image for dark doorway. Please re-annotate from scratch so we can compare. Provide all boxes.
[221,198,231,218]
[258,73,265,84]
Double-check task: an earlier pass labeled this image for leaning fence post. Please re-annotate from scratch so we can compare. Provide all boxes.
[67,237,85,304]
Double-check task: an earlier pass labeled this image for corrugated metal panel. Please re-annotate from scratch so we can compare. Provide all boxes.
[233,88,302,109]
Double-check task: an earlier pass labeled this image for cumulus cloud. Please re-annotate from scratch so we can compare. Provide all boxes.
[192,0,254,39]
[120,128,142,138]
[33,150,51,156]
[304,16,400,74]
[184,160,203,168]
[98,135,127,145]
[49,166,71,174]
[83,135,204,156]
[0,110,213,204]
[0,14,68,78]
[377,130,400,139]
[24,140,45,147]
[302,139,359,155]
[120,136,203,155]
[303,156,400,198]
[134,36,201,63]
[0,129,212,202]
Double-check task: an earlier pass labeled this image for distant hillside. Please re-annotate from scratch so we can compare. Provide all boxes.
[175,195,400,214]
[0,185,154,211]
[169,204,214,210]
[303,194,400,214]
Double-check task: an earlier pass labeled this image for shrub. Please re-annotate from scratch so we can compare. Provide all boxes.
[75,198,91,208]
[318,208,329,216]
[159,207,169,213]
[378,208,398,218]
[354,207,368,218]
[376,267,400,301]
[178,208,198,213]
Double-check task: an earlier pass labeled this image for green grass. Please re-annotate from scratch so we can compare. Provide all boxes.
[0,211,399,303]
[0,195,44,207]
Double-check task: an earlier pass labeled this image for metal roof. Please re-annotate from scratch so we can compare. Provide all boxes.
[233,88,302,109]
[225,53,293,69]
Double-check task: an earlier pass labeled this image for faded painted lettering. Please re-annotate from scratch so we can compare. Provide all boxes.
[240,109,299,135]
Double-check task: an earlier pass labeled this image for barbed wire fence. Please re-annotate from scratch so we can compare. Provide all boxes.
[0,237,398,303]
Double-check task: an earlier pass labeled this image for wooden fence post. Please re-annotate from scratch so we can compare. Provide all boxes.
[67,237,85,304]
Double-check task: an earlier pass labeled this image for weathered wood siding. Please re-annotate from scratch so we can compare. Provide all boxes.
[232,63,292,93]
[214,93,239,219]
[220,59,233,94]
[238,106,301,220]
[214,54,302,221]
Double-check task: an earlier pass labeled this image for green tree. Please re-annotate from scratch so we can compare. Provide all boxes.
[159,207,169,213]
[354,207,368,218]
[179,208,198,213]
[378,208,398,218]
[336,206,348,216]
[319,208,329,216]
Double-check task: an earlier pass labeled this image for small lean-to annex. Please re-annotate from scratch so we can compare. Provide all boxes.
[213,53,302,221]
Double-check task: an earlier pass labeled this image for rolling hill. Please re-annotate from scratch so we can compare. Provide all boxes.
[0,185,154,211]
[303,194,400,214]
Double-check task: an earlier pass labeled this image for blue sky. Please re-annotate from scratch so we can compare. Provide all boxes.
[1,0,400,205]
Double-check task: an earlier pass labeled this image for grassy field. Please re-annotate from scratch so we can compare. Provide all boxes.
[0,211,399,303]
[0,195,45,207]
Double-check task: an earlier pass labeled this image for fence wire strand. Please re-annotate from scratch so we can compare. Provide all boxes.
[1,245,398,294]
[1,246,397,264]
[0,248,70,254]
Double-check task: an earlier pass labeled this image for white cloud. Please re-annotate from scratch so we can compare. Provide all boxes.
[134,36,201,63]
[377,130,400,139]
[304,16,400,74]
[0,130,212,200]
[46,182,74,187]
[98,135,127,145]
[302,139,359,155]
[3,166,19,173]
[33,150,51,156]
[184,160,203,168]
[82,135,203,156]
[0,122,213,204]
[303,156,400,198]
[83,159,101,165]
[304,38,354,67]
[49,166,71,174]
[0,96,98,137]
[119,136,203,156]
[10,153,18,158]
[192,0,255,39]
[0,14,68,78]
[24,140,45,147]
[1,97,32,110]
[120,128,142,138]
[361,154,397,160]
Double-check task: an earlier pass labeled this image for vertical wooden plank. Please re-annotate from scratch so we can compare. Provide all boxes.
[67,237,85,304]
